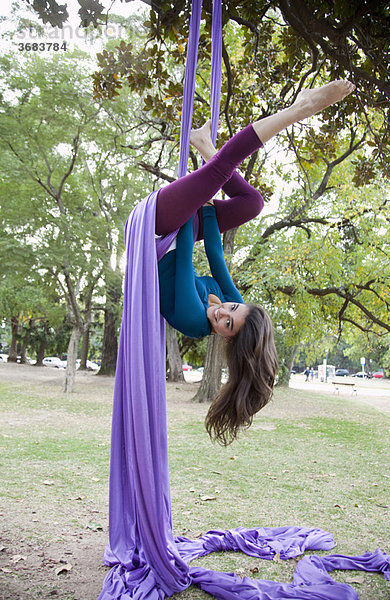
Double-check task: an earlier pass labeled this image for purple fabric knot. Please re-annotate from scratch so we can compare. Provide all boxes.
[202,530,234,554]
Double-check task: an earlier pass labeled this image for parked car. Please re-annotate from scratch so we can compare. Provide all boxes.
[0,353,8,362]
[43,356,66,369]
[335,369,349,377]
[372,371,384,379]
[75,359,99,371]
[86,360,99,371]
[17,355,34,364]
[352,371,372,378]
[182,364,192,371]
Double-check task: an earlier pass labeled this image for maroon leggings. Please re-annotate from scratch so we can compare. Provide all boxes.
[155,124,264,238]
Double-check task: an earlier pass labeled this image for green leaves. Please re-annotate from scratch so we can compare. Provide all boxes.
[0,42,150,364]
[27,0,69,28]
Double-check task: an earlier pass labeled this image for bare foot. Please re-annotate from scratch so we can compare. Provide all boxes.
[293,80,355,118]
[190,119,216,161]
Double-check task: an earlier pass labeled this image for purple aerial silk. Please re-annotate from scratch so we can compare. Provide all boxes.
[98,1,389,597]
[209,0,222,147]
[98,191,390,599]
[177,0,202,179]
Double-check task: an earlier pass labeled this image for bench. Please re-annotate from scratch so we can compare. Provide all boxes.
[332,380,357,396]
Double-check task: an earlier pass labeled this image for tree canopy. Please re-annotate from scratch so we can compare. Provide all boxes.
[6,0,390,378]
[0,34,156,384]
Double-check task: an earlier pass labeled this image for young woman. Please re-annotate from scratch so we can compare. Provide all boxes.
[155,80,355,444]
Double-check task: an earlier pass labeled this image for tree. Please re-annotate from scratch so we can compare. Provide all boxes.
[23,0,390,393]
[166,323,185,382]
[0,43,150,388]
[89,2,389,393]
[0,233,65,362]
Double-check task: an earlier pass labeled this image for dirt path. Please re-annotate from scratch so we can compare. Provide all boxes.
[289,374,390,415]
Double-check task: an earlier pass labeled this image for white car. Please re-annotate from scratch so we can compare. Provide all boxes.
[0,354,8,362]
[43,356,66,369]
[86,360,99,371]
[75,359,99,371]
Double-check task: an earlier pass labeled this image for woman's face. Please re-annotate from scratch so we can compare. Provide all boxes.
[207,303,249,339]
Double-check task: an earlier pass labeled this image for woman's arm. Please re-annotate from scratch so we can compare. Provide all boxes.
[173,217,210,336]
[202,205,243,302]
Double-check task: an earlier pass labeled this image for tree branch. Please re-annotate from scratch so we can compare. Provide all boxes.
[307,286,390,332]
[261,216,329,241]
[340,317,385,335]
[313,130,366,200]
[278,0,390,98]
[138,160,175,182]
[221,39,234,137]
[57,130,80,200]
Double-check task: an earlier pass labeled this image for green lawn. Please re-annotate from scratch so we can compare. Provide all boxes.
[0,367,389,599]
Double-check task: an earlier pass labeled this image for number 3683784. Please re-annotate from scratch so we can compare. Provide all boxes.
[18,42,67,52]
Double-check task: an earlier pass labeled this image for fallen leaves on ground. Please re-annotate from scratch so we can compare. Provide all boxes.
[10,554,26,563]
[56,563,72,576]
[274,553,283,564]
[345,575,365,584]
[86,521,103,531]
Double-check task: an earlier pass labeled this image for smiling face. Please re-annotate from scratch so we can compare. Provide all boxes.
[206,302,250,339]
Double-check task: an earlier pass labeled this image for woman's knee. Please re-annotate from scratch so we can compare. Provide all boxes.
[213,188,265,234]
[243,189,264,220]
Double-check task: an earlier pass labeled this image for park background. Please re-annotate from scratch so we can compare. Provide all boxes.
[0,0,389,394]
[0,1,389,598]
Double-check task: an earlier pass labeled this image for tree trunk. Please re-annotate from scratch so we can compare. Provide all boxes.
[19,320,31,364]
[35,339,45,366]
[288,345,298,375]
[166,324,185,382]
[192,334,225,403]
[63,326,82,393]
[79,326,90,370]
[8,317,18,363]
[79,291,92,370]
[98,275,121,376]
[19,343,27,364]
[276,344,298,387]
[98,305,118,375]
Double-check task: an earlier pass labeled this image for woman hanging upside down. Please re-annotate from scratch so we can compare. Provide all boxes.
[155,80,355,445]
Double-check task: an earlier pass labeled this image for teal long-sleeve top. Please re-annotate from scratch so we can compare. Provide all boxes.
[158,205,243,338]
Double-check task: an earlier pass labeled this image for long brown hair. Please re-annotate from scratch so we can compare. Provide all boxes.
[205,304,278,445]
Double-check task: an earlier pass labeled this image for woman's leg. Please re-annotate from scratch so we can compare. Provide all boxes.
[213,172,264,234]
[155,80,355,235]
[251,80,355,144]
[155,123,261,235]
[216,80,354,232]
[190,121,263,235]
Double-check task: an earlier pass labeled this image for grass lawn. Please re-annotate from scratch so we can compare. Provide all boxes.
[0,363,389,599]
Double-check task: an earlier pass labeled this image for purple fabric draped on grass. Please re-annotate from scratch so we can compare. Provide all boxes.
[97,191,390,599]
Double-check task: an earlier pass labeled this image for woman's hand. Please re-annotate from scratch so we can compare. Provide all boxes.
[208,293,221,307]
